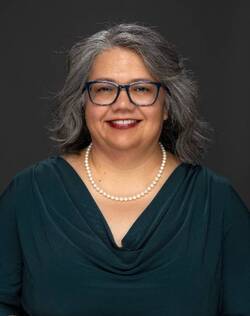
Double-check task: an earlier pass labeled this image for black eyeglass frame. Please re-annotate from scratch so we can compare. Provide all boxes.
[82,80,171,106]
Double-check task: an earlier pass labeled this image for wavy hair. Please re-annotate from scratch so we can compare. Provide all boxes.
[46,22,214,165]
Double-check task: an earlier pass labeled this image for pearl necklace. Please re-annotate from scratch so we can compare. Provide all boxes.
[84,142,167,202]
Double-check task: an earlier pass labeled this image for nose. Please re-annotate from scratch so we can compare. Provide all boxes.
[111,87,135,110]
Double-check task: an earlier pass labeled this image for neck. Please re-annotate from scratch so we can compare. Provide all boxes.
[86,142,164,185]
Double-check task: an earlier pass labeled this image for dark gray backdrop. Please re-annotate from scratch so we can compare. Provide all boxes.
[0,0,249,207]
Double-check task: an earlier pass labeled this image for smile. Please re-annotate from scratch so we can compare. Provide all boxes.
[107,119,142,129]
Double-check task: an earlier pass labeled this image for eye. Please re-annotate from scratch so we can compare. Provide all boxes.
[97,86,113,92]
[135,86,149,92]
[91,83,115,94]
[132,84,152,94]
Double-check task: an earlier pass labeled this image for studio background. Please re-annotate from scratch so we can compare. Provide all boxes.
[0,0,249,207]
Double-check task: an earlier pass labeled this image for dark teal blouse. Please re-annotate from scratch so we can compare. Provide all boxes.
[0,156,249,316]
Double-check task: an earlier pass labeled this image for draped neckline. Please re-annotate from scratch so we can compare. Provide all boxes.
[53,155,189,251]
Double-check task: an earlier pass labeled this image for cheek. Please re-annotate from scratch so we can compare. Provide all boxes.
[84,104,96,132]
[84,103,107,130]
[144,107,166,135]
[84,101,99,120]
[145,105,166,123]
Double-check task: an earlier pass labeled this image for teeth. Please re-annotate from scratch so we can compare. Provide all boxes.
[111,119,138,124]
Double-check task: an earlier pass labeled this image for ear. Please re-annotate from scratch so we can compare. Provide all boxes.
[163,106,168,121]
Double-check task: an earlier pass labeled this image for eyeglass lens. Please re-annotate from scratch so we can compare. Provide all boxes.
[88,82,159,106]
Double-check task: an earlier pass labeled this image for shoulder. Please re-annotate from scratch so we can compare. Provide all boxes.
[190,163,231,188]
[1,156,58,197]
[169,152,230,188]
[197,164,249,228]
[182,163,249,235]
[0,156,65,222]
[181,162,247,208]
[194,163,226,181]
[198,165,248,209]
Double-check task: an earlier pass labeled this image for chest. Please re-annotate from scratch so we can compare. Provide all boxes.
[60,152,179,248]
[91,193,155,248]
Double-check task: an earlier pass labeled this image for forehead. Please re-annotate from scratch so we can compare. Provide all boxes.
[88,47,156,82]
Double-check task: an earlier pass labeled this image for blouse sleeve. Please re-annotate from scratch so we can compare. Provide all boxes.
[0,178,22,316]
[220,181,250,315]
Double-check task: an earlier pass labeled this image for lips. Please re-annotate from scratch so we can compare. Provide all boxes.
[106,119,142,129]
[107,119,142,122]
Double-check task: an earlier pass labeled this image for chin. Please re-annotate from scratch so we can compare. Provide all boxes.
[105,139,141,151]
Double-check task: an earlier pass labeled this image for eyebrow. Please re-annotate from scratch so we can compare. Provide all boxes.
[89,77,157,83]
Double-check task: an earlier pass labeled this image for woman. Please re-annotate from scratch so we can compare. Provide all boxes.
[0,23,249,316]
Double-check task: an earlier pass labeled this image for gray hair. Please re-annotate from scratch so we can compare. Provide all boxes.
[46,22,214,165]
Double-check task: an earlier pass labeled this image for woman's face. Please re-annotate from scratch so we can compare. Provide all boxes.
[83,47,168,152]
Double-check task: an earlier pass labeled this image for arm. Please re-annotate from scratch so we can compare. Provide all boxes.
[220,182,250,315]
[0,179,22,316]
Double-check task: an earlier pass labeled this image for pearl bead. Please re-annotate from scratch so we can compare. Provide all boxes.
[84,142,167,202]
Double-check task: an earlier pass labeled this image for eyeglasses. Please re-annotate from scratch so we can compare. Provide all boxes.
[82,80,171,106]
